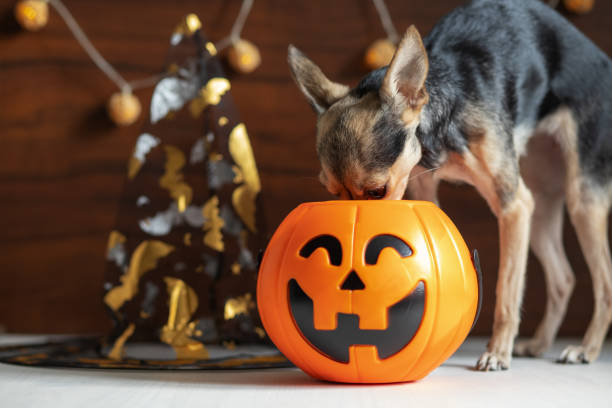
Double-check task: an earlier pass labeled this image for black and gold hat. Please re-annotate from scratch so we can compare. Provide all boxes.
[1,14,289,370]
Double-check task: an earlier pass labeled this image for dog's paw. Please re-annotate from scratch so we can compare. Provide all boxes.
[513,338,548,357]
[558,345,595,364]
[476,351,510,371]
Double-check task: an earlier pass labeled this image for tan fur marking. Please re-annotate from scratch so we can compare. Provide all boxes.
[401,103,426,126]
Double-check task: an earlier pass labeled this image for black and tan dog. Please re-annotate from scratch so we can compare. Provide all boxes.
[287,0,612,370]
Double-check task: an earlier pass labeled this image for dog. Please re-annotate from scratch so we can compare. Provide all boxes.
[287,0,612,371]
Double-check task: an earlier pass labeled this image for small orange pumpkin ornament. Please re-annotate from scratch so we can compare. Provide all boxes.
[257,200,481,383]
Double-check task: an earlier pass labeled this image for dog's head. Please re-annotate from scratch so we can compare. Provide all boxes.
[288,26,429,200]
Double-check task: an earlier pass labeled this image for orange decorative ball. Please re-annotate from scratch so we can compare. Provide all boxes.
[563,0,594,14]
[14,0,49,31]
[227,39,261,74]
[364,38,396,70]
[257,200,481,383]
[107,91,141,126]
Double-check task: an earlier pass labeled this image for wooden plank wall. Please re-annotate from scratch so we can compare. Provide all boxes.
[1,0,611,337]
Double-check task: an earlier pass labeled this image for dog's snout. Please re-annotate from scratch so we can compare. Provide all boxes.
[366,185,387,200]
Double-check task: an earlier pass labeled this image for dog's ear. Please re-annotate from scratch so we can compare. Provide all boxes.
[381,26,429,119]
[288,45,349,114]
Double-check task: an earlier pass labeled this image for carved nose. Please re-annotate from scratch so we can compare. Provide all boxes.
[340,270,365,290]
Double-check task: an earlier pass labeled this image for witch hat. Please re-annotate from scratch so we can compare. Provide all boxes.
[0,14,288,370]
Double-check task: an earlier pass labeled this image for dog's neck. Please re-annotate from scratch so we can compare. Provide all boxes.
[416,54,462,169]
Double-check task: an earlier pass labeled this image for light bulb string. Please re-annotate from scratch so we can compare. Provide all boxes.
[371,0,399,44]
[44,0,255,94]
[47,0,147,93]
[215,0,254,51]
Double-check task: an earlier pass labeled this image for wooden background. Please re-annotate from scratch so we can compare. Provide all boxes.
[1,0,611,338]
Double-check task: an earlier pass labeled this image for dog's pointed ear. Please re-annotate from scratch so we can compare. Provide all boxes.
[288,45,349,114]
[381,26,429,116]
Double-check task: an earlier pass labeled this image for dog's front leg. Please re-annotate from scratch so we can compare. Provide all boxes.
[477,179,534,370]
[456,146,535,371]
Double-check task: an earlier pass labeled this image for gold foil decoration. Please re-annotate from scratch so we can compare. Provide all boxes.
[232,165,244,184]
[173,13,202,37]
[106,230,126,256]
[177,194,187,213]
[189,78,231,117]
[167,63,179,74]
[104,240,175,311]
[183,232,192,246]
[231,262,241,275]
[12,353,49,364]
[128,157,142,180]
[202,196,225,251]
[224,293,255,320]
[218,116,229,126]
[228,124,261,232]
[209,152,223,162]
[160,277,209,360]
[205,41,217,56]
[75,355,287,369]
[108,323,135,360]
[159,146,193,213]
[254,327,266,339]
[128,133,160,180]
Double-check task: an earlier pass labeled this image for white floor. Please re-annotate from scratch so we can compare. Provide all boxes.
[1,335,610,408]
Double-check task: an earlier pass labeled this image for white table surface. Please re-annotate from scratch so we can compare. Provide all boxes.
[1,335,610,408]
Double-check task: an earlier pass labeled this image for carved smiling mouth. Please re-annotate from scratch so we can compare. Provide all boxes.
[288,279,426,363]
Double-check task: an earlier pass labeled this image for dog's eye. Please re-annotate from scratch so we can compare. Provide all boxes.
[366,185,387,200]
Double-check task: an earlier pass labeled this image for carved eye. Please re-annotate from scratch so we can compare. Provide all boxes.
[365,234,412,265]
[300,235,343,266]
[366,185,387,200]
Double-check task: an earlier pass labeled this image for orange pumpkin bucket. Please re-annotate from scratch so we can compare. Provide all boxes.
[257,200,482,383]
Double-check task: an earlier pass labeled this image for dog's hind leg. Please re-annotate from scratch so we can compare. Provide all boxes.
[514,129,576,357]
[560,183,612,363]
[514,191,575,357]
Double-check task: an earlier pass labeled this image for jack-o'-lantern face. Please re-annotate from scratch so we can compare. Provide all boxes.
[289,233,425,364]
[257,201,480,383]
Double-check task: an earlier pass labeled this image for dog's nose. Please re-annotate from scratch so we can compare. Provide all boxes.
[340,270,365,290]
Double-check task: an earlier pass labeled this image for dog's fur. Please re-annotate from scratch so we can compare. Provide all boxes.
[288,0,612,370]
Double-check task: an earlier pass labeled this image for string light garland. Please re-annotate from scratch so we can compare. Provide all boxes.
[364,0,398,70]
[362,0,593,71]
[216,0,260,74]
[13,0,260,126]
[15,0,590,125]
